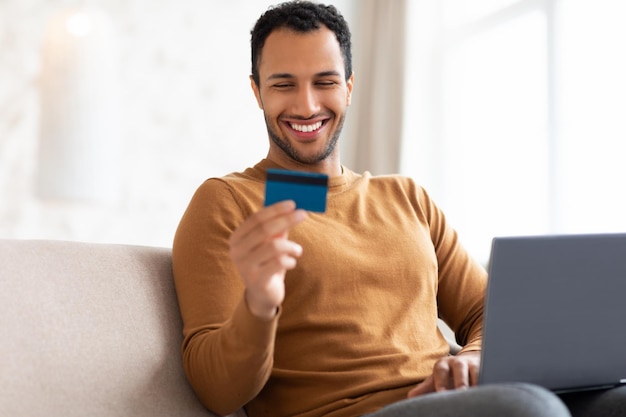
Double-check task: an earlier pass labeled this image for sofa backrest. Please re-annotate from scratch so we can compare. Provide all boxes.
[0,239,226,417]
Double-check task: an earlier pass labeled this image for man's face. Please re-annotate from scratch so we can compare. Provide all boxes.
[251,26,354,169]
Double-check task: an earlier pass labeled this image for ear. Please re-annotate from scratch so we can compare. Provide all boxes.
[250,75,263,109]
[345,72,354,106]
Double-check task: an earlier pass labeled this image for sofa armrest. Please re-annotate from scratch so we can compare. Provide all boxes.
[0,239,219,417]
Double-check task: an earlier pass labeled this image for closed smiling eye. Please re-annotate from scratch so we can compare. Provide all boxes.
[273,83,295,89]
[315,80,338,87]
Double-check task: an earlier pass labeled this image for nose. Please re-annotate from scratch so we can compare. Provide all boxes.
[292,84,321,118]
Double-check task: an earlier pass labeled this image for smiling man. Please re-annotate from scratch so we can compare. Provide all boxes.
[171,2,571,417]
[251,21,352,174]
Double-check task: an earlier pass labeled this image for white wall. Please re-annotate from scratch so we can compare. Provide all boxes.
[0,0,354,247]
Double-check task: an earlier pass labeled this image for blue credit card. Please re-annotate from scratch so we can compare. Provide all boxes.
[264,168,329,213]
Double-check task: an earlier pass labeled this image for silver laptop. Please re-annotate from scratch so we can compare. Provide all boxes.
[478,233,626,393]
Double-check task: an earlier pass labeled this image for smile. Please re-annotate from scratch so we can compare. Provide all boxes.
[289,121,324,133]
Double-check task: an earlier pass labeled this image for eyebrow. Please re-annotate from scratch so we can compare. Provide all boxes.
[266,70,342,81]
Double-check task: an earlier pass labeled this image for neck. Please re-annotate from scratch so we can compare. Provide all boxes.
[266,150,343,177]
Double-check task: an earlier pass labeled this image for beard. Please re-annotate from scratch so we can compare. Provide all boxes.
[264,112,345,165]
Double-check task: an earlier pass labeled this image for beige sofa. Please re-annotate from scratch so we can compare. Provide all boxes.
[1,239,465,416]
[0,239,245,417]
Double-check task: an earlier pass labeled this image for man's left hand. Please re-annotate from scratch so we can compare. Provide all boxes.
[407,351,480,398]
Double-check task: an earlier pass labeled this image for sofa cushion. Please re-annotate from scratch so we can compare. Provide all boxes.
[0,239,243,417]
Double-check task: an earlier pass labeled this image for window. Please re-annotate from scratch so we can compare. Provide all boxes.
[402,0,626,263]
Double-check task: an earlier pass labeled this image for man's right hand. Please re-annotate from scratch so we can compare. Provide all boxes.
[229,200,307,319]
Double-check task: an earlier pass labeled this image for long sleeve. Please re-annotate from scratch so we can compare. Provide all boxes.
[172,178,275,415]
[414,184,487,352]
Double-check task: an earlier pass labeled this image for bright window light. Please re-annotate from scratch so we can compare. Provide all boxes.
[66,12,92,37]
[402,0,626,263]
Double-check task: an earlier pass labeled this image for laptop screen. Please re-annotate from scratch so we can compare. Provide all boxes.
[478,233,626,392]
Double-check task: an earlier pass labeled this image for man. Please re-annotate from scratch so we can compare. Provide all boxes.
[172,2,570,416]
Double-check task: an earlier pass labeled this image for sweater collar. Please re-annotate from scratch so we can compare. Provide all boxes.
[249,159,358,192]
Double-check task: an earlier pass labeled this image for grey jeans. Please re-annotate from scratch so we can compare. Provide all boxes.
[560,385,626,417]
[365,383,626,417]
[364,383,570,417]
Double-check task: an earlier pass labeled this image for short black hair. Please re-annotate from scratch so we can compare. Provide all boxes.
[250,1,352,86]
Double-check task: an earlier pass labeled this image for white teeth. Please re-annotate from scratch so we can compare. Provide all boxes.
[290,121,322,133]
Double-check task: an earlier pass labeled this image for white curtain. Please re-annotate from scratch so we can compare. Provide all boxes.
[343,0,407,175]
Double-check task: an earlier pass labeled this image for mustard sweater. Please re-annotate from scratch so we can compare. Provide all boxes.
[172,159,487,417]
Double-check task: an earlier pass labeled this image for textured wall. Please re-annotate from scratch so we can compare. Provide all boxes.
[0,0,353,247]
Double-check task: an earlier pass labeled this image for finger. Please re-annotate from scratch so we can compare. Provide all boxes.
[243,243,301,319]
[256,240,303,273]
[229,210,306,259]
[449,358,470,390]
[256,254,299,281]
[468,358,480,387]
[432,359,452,392]
[258,208,307,240]
[455,351,481,388]
[238,238,303,284]
[231,200,298,243]
[253,237,303,265]
[231,205,307,257]
[407,376,434,398]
